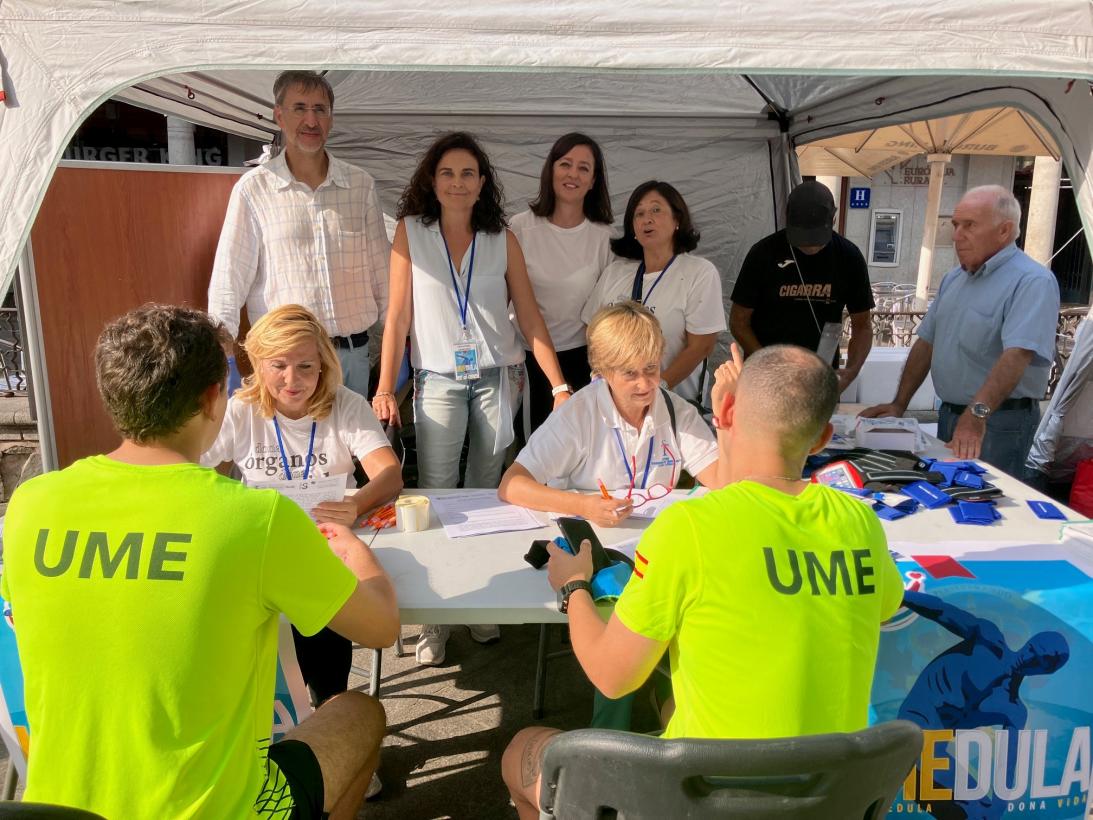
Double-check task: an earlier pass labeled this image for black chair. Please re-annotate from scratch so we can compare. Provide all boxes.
[0,804,107,819]
[539,721,923,819]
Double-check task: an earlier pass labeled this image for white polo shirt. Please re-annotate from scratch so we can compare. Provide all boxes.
[515,378,718,492]
[201,386,391,487]
[509,210,613,352]
[581,253,726,401]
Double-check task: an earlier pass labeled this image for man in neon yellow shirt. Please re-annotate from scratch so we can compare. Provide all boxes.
[1,305,399,819]
[502,344,903,819]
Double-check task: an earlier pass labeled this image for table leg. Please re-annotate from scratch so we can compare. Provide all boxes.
[533,623,549,719]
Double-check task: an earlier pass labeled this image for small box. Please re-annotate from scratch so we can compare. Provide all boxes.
[855,417,924,452]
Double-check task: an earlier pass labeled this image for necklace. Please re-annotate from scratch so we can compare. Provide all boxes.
[741,474,805,484]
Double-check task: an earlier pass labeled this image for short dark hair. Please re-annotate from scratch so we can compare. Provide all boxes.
[528,132,613,225]
[272,70,334,109]
[395,132,507,234]
[95,304,229,444]
[738,345,838,455]
[610,180,700,260]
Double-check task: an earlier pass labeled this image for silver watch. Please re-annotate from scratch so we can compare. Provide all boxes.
[969,402,991,419]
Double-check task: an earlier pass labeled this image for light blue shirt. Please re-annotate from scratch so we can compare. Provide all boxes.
[917,243,1059,404]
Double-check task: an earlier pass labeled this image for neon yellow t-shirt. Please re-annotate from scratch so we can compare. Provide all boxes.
[615,481,902,740]
[0,456,357,819]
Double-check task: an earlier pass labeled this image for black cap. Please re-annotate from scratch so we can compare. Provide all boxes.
[786,181,835,248]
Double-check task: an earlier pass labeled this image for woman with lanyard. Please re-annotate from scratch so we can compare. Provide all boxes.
[373,131,569,667]
[582,180,726,405]
[499,302,737,730]
[509,132,614,433]
[202,303,402,705]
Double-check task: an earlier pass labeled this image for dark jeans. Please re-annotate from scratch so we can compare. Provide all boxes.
[937,401,1040,480]
[291,625,352,705]
[525,345,593,434]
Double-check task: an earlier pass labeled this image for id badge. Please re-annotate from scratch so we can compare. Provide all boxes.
[453,329,480,382]
[816,321,843,365]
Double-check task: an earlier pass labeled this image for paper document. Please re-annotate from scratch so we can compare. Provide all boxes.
[431,490,545,538]
[248,473,348,518]
[629,489,700,519]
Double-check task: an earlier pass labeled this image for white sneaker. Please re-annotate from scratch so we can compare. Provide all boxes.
[416,624,451,666]
[366,771,382,800]
[468,624,501,644]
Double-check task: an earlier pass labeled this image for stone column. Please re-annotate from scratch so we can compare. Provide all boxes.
[165,115,197,165]
[915,153,952,306]
[1025,156,1062,266]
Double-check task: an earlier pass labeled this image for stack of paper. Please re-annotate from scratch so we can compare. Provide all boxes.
[430,490,545,538]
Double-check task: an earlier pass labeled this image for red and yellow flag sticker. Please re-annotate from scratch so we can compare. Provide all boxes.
[634,550,649,579]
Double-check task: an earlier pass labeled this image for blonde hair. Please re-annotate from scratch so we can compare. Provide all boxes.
[236,304,343,420]
[586,302,665,377]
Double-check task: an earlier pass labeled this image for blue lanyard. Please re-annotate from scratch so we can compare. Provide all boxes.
[272,417,317,481]
[630,255,677,305]
[441,231,477,328]
[613,430,655,490]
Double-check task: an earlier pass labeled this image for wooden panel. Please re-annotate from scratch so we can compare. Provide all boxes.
[29,166,243,466]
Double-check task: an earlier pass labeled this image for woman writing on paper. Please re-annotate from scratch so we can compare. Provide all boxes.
[498,302,735,527]
[371,131,569,665]
[202,303,402,703]
[509,133,614,432]
[582,181,726,404]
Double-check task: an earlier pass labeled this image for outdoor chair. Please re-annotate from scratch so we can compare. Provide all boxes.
[0,805,106,819]
[538,722,923,820]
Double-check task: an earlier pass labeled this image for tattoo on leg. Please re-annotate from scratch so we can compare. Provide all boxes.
[520,729,558,789]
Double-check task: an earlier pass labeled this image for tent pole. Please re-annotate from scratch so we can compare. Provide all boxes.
[17,242,58,473]
[915,153,952,307]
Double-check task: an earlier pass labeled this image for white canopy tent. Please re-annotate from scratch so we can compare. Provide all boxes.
[1,0,1092,471]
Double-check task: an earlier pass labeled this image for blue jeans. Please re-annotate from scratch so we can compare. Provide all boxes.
[336,337,371,398]
[413,365,525,489]
[937,401,1040,479]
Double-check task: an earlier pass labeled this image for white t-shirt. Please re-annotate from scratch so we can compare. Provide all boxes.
[404,216,523,374]
[515,378,718,492]
[509,210,613,352]
[201,385,391,487]
[582,253,726,401]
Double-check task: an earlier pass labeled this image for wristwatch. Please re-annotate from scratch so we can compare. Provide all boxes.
[969,402,991,420]
[551,383,572,397]
[558,580,593,613]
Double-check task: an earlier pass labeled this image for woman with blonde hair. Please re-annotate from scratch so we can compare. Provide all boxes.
[203,302,402,703]
[499,302,731,526]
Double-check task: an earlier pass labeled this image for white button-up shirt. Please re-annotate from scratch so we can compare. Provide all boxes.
[208,151,390,338]
[515,378,718,492]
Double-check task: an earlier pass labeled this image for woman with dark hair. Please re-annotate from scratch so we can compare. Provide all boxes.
[582,180,726,404]
[510,133,614,432]
[372,131,569,666]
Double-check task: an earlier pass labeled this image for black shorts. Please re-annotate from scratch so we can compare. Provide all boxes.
[255,739,324,819]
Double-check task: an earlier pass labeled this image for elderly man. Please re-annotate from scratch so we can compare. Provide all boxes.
[501,345,902,820]
[730,180,874,392]
[862,185,1060,478]
[208,70,390,396]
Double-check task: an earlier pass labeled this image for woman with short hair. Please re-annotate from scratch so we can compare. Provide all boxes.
[510,133,614,432]
[499,302,731,528]
[202,302,402,704]
[582,181,726,404]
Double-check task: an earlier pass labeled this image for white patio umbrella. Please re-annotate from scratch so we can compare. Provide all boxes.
[799,107,1059,304]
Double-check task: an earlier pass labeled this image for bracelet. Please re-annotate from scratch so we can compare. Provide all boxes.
[372,391,395,401]
[551,383,572,397]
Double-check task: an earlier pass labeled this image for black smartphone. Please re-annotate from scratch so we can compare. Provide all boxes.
[556,517,611,575]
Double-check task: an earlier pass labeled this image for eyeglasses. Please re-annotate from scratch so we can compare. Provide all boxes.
[625,443,678,507]
[283,104,332,119]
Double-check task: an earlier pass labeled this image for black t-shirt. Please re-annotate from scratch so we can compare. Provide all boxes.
[731,229,874,352]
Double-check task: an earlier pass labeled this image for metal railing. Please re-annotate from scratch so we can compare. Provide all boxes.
[0,308,27,396]
[842,306,1088,398]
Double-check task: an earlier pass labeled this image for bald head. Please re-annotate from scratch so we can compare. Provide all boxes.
[952,185,1021,271]
[734,346,839,457]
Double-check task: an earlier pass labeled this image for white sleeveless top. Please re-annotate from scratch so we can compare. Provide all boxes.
[404,216,523,374]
